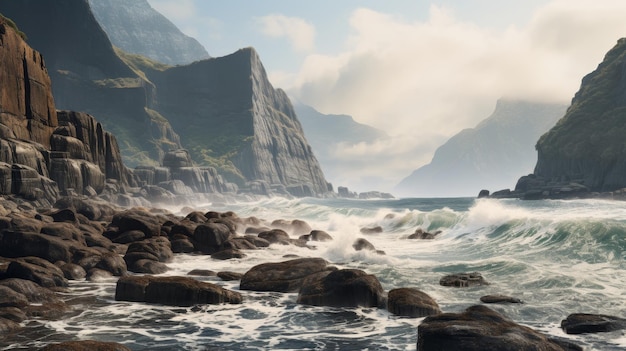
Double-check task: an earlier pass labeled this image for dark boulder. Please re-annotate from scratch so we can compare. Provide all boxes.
[115,275,242,306]
[417,305,582,351]
[258,229,290,245]
[0,316,21,333]
[561,313,626,334]
[49,208,77,223]
[300,230,333,242]
[408,228,442,240]
[211,249,246,260]
[0,285,29,308]
[387,288,441,317]
[187,269,216,277]
[193,222,232,253]
[59,263,87,280]
[440,272,489,287]
[480,294,523,304]
[40,340,132,351]
[5,257,68,288]
[240,258,335,293]
[218,271,243,281]
[170,237,195,253]
[297,268,386,308]
[352,238,385,254]
[127,259,168,274]
[86,268,114,282]
[111,229,146,244]
[111,208,162,238]
[0,230,73,263]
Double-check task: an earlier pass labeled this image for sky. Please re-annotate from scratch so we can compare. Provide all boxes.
[147,0,626,193]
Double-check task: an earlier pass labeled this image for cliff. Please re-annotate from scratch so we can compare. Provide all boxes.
[396,99,566,197]
[0,0,183,167]
[147,48,331,196]
[88,0,210,65]
[0,14,133,205]
[532,38,626,192]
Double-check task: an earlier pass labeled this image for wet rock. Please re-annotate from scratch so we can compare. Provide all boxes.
[258,229,290,245]
[218,271,243,281]
[245,226,271,234]
[243,235,270,248]
[440,272,489,288]
[86,268,113,282]
[417,305,582,351]
[408,228,442,240]
[193,222,232,253]
[360,226,383,234]
[187,269,216,277]
[94,252,127,276]
[111,230,146,244]
[127,259,168,274]
[352,238,385,254]
[59,263,87,280]
[297,269,386,308]
[220,237,259,251]
[211,249,246,260]
[300,230,333,242]
[49,208,77,223]
[40,340,132,351]
[115,275,242,306]
[0,316,21,333]
[388,288,441,318]
[480,294,523,304]
[111,208,162,238]
[240,258,335,293]
[0,285,29,308]
[0,230,73,263]
[561,313,626,334]
[5,257,68,288]
[0,306,26,322]
[170,237,195,253]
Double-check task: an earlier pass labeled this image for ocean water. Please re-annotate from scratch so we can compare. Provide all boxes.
[3,197,626,350]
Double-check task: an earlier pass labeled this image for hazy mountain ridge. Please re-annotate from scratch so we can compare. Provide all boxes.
[395,99,566,197]
[88,0,210,65]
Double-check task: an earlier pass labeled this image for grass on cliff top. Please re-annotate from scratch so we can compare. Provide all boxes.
[0,13,27,40]
[114,46,171,82]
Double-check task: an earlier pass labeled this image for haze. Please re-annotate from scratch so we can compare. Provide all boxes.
[147,0,626,193]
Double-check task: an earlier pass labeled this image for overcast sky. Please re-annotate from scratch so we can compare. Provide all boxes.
[147,0,626,192]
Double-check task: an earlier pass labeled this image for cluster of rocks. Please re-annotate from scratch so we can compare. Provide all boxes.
[337,186,395,199]
[2,196,624,350]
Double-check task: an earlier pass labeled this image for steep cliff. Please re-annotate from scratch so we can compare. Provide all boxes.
[148,48,331,196]
[396,100,566,197]
[0,14,133,204]
[0,0,183,167]
[533,38,626,192]
[88,0,210,65]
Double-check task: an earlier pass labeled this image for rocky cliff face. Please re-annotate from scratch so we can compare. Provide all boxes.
[0,15,133,205]
[88,0,210,65]
[0,0,183,168]
[149,48,331,196]
[396,99,566,197]
[532,38,626,192]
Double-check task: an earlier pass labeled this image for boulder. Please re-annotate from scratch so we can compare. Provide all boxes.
[387,288,441,317]
[5,257,68,288]
[187,269,216,277]
[0,230,73,264]
[218,271,243,281]
[300,230,333,242]
[297,269,386,308]
[408,228,442,240]
[193,222,232,253]
[40,340,132,351]
[0,285,29,308]
[480,295,523,304]
[440,272,489,288]
[417,305,582,351]
[59,263,87,280]
[258,229,290,245]
[240,258,335,293]
[211,249,246,260]
[111,208,162,238]
[115,275,242,306]
[352,238,385,255]
[561,313,626,334]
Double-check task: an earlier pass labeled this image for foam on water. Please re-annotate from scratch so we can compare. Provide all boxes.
[3,197,626,350]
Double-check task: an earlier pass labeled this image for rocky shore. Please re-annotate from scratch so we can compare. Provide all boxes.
[2,194,624,350]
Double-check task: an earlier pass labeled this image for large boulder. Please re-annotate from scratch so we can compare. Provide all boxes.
[417,305,582,351]
[387,288,441,318]
[111,208,162,238]
[115,275,242,306]
[193,222,232,253]
[240,258,335,293]
[0,230,73,264]
[561,313,626,334]
[297,269,386,308]
[4,257,68,288]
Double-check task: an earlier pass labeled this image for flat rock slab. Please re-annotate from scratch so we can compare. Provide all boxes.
[480,294,523,304]
[440,272,488,287]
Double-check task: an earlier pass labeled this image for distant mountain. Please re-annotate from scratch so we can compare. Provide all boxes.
[395,99,566,197]
[293,103,387,188]
[531,38,626,192]
[88,0,210,65]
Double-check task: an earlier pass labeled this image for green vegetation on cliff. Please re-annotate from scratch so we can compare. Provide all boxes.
[0,12,26,40]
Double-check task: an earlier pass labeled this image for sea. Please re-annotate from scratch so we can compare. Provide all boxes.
[3,197,626,350]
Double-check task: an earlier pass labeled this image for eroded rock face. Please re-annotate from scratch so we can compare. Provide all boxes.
[417,305,582,351]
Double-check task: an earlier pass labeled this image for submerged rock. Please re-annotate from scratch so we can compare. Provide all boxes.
[440,272,488,287]
[480,294,523,304]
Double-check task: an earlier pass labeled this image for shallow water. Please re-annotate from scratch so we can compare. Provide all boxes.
[3,197,626,350]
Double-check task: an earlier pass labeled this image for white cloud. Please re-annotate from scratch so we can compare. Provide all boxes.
[284,1,626,191]
[257,14,316,53]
